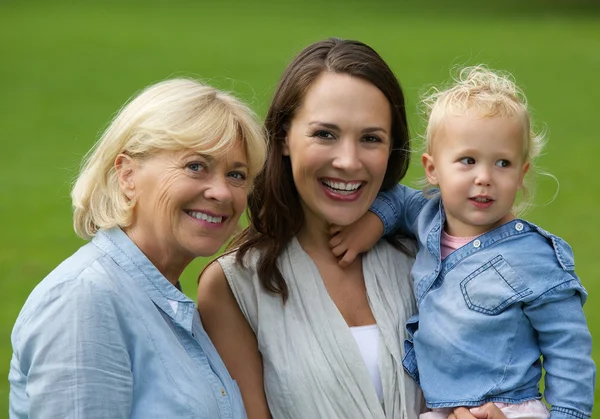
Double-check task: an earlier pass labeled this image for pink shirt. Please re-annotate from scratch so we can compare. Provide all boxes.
[440,231,479,259]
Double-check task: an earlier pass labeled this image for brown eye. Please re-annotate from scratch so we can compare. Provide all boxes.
[362,135,382,143]
[313,130,335,140]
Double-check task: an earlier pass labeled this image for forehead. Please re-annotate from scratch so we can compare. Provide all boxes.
[153,140,248,166]
[294,72,391,127]
[435,113,525,154]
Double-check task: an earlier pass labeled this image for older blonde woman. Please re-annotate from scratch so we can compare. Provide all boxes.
[9,78,266,418]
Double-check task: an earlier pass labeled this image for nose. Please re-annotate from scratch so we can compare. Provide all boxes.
[203,174,233,204]
[475,166,492,186]
[331,139,363,172]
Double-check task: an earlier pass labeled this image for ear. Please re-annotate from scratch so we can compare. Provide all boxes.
[281,122,291,156]
[115,154,137,200]
[282,136,290,156]
[421,153,438,185]
[519,161,531,187]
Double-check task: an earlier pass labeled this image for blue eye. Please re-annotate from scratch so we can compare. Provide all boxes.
[496,159,511,168]
[186,162,206,172]
[459,157,476,165]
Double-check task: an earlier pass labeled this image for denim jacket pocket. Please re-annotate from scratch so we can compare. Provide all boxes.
[460,255,533,315]
[402,314,420,384]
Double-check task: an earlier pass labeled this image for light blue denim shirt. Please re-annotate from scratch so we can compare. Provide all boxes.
[9,227,246,419]
[370,184,595,419]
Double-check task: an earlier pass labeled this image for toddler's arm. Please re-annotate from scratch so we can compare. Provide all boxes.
[330,183,427,266]
[525,283,595,419]
[330,211,384,267]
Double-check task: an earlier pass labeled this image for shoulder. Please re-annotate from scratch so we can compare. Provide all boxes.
[497,220,584,299]
[198,251,256,315]
[198,254,260,334]
[216,249,259,280]
[18,244,121,317]
[507,220,575,272]
[198,259,232,305]
[12,243,125,347]
[527,222,575,271]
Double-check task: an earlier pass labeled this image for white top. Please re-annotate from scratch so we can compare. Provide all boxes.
[219,237,424,419]
[350,324,383,401]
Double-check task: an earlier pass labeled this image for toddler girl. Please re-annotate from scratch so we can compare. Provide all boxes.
[330,66,595,419]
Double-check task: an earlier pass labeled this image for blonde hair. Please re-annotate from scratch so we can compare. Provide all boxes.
[421,65,547,215]
[72,78,267,240]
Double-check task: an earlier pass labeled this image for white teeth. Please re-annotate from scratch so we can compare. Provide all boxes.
[322,179,362,192]
[188,211,223,223]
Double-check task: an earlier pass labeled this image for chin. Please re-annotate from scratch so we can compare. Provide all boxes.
[325,210,365,227]
[185,241,224,258]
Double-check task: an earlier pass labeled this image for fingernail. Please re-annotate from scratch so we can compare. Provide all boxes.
[469,407,482,414]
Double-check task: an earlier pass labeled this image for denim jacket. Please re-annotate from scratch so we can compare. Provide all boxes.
[370,184,595,419]
[10,227,246,419]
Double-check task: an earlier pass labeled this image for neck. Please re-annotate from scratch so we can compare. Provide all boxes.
[123,226,190,286]
[443,212,516,238]
[296,221,332,255]
[295,203,339,258]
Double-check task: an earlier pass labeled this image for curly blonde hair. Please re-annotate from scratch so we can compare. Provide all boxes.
[421,65,546,215]
[71,78,266,240]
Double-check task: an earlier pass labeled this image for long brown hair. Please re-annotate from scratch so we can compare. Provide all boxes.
[229,38,411,302]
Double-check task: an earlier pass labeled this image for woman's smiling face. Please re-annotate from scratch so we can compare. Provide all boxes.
[283,72,392,232]
[119,142,249,272]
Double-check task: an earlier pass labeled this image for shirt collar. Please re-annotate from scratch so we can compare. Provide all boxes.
[92,228,195,321]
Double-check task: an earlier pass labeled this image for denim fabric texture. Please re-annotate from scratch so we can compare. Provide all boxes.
[9,227,246,419]
[370,184,595,419]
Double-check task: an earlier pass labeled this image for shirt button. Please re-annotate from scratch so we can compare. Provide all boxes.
[473,239,481,248]
[221,388,227,397]
[515,222,524,231]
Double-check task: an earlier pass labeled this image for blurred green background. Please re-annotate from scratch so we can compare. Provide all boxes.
[1,0,598,416]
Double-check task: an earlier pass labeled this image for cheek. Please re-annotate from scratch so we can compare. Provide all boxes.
[153,177,182,212]
[231,188,248,218]
[368,149,391,181]
[289,147,320,180]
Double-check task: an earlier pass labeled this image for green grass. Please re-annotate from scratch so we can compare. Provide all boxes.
[1,0,598,415]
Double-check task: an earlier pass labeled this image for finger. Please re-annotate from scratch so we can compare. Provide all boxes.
[329,225,342,235]
[339,249,358,267]
[331,244,347,258]
[472,402,504,419]
[450,407,471,419]
[329,234,343,248]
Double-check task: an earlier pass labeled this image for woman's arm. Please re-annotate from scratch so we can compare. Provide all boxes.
[198,262,271,419]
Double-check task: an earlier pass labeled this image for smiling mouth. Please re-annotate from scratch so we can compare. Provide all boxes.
[321,179,364,195]
[185,210,225,224]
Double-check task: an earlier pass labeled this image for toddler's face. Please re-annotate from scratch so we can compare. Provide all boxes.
[421,112,529,237]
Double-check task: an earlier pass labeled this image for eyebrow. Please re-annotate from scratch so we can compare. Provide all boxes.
[231,161,248,170]
[186,152,248,169]
[308,121,388,134]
